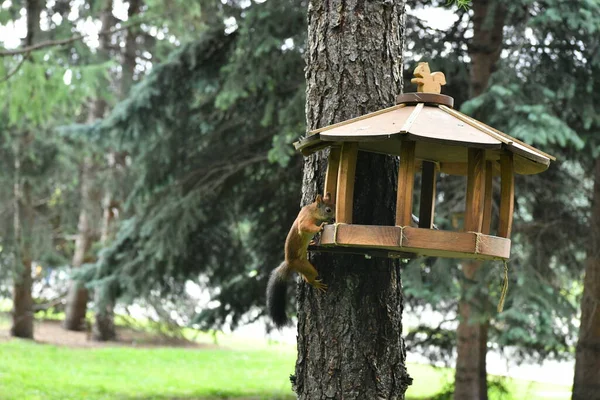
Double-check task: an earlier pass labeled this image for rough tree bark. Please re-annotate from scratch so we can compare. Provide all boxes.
[10,0,42,340]
[455,261,489,400]
[63,158,96,331]
[63,0,114,333]
[91,0,142,341]
[468,0,506,99]
[453,1,506,398]
[572,158,600,400]
[293,1,411,398]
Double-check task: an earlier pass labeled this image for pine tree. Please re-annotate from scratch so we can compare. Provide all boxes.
[70,0,307,330]
[403,1,590,398]
[63,0,116,333]
[1,0,112,339]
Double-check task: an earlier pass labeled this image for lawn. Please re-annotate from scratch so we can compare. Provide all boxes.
[0,316,572,400]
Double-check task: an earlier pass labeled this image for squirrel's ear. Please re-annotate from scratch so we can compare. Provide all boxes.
[315,194,323,204]
[324,192,332,202]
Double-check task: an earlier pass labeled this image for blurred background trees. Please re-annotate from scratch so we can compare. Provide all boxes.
[0,0,598,398]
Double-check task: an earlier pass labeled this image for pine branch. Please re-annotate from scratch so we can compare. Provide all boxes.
[0,52,29,82]
[0,21,143,57]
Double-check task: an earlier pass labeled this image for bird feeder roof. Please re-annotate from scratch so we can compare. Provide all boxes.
[295,94,555,175]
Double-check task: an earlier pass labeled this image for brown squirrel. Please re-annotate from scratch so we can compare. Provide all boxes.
[266,193,335,327]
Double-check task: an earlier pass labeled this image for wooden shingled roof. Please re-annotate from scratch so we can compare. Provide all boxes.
[295,94,555,176]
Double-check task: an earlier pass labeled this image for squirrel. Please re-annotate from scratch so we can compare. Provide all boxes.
[266,193,335,328]
[411,62,446,94]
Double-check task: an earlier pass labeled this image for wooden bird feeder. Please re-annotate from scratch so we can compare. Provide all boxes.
[294,62,555,261]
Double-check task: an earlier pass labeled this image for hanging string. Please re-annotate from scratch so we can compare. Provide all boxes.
[497,260,509,313]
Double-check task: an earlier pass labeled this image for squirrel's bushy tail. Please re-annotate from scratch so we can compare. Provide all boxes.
[266,261,290,328]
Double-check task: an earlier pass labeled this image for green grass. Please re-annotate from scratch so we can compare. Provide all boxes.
[0,339,296,400]
[0,338,572,400]
[0,312,571,400]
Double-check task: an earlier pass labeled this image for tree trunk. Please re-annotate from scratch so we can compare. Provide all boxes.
[63,158,95,331]
[10,0,42,340]
[468,0,506,98]
[454,261,489,400]
[91,0,142,341]
[293,1,411,398]
[64,0,114,333]
[91,192,118,341]
[453,1,506,397]
[572,158,600,400]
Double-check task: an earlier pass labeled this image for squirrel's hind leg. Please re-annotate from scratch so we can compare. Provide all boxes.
[290,259,328,292]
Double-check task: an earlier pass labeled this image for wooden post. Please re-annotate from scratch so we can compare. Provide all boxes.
[464,148,485,232]
[418,161,437,229]
[498,153,515,238]
[482,161,494,235]
[396,141,416,226]
[336,142,358,224]
[324,147,341,203]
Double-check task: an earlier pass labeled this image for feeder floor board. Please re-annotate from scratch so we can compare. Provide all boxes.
[316,224,511,261]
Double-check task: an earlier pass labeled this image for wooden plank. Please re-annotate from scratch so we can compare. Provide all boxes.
[440,104,555,164]
[321,224,399,248]
[464,148,485,232]
[309,104,405,135]
[482,161,494,235]
[319,224,511,260]
[403,226,476,254]
[478,234,511,258]
[439,105,513,145]
[487,122,555,161]
[396,140,416,226]
[507,142,552,169]
[324,147,341,203]
[439,162,468,176]
[336,142,358,224]
[498,153,515,238]
[408,106,501,147]
[418,161,437,229]
[319,106,414,141]
[400,103,424,132]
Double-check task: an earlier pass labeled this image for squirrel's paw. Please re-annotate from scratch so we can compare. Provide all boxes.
[312,279,328,293]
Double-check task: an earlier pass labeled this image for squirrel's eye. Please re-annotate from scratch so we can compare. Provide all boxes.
[325,207,332,213]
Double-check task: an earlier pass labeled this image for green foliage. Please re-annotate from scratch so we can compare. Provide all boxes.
[446,0,472,9]
[73,0,307,329]
[403,0,591,365]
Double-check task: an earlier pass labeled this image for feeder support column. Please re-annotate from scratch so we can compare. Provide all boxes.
[396,141,416,226]
[498,153,515,238]
[482,161,494,235]
[336,142,358,224]
[324,147,341,203]
[464,148,485,232]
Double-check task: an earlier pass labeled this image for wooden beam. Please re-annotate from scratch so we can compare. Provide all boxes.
[498,153,515,238]
[396,141,416,226]
[482,161,494,235]
[319,224,511,261]
[336,142,358,224]
[464,148,485,232]
[418,161,437,229]
[324,147,341,203]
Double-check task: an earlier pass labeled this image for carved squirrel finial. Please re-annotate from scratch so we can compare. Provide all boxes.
[411,62,446,94]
